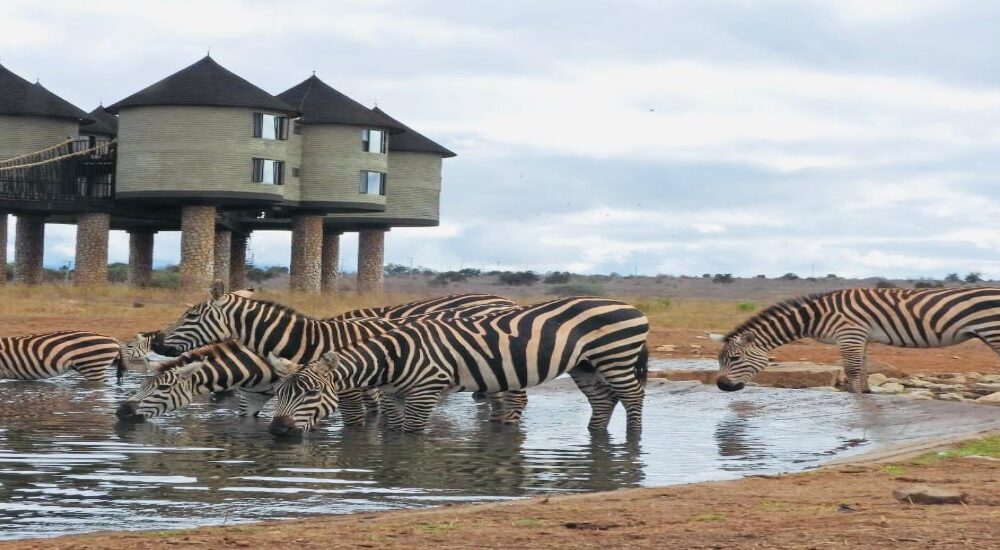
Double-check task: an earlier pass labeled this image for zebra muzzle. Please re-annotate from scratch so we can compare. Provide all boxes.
[269,416,303,437]
[716,376,746,392]
[115,401,141,419]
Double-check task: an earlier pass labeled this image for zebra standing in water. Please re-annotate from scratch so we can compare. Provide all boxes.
[115,341,291,420]
[267,297,649,436]
[0,331,122,383]
[152,283,516,424]
[714,287,1000,393]
[329,293,515,320]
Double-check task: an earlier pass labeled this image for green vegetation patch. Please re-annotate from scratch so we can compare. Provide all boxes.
[915,435,1000,464]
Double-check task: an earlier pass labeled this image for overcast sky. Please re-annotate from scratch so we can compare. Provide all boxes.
[3,0,1000,278]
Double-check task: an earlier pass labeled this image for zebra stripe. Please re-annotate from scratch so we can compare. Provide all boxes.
[330,293,515,321]
[715,287,1000,393]
[0,331,122,383]
[268,297,649,436]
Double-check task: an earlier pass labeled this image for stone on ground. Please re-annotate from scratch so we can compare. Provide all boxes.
[870,382,905,394]
[976,391,1000,405]
[893,485,967,505]
[867,373,889,387]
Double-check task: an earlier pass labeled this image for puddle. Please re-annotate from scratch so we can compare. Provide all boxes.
[1,367,999,540]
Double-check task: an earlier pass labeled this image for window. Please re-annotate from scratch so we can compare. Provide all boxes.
[362,129,386,153]
[359,171,386,195]
[292,167,301,178]
[253,113,289,140]
[252,158,285,185]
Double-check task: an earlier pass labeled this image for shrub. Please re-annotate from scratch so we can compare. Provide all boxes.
[429,271,468,286]
[712,273,734,284]
[779,273,800,281]
[965,272,984,284]
[543,271,572,284]
[497,271,540,286]
[547,282,607,297]
[875,280,897,289]
[150,270,180,289]
[737,302,757,312]
[914,279,944,289]
[107,262,129,283]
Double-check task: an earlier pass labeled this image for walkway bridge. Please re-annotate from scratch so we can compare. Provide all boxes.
[0,138,116,205]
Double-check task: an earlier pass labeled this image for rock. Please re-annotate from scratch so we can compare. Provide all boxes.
[868,373,889,387]
[973,383,1000,393]
[813,386,841,392]
[927,383,964,392]
[942,374,967,384]
[648,370,717,384]
[900,378,933,388]
[979,374,1000,383]
[906,390,935,400]
[937,392,965,402]
[655,345,677,352]
[870,382,905,394]
[976,391,1000,405]
[965,372,982,380]
[893,485,967,505]
[689,344,702,349]
[755,362,844,389]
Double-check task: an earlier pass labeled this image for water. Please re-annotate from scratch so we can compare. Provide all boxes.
[1,370,999,540]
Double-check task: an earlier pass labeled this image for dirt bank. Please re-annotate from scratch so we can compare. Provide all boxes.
[5,436,998,549]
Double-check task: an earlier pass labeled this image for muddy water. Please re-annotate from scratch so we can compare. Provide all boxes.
[2,370,1000,540]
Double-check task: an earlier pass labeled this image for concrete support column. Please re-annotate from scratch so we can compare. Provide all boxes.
[213,229,232,288]
[290,214,322,293]
[180,205,216,291]
[357,228,386,294]
[128,231,155,287]
[230,233,249,289]
[0,213,8,285]
[14,215,44,285]
[321,227,341,294]
[74,212,110,286]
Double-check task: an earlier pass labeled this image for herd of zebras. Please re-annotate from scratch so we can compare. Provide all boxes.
[3,284,999,437]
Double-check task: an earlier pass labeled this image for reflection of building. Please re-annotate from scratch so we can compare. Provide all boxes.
[0,56,454,291]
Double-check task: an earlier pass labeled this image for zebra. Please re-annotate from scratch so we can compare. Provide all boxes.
[115,340,291,420]
[712,287,1000,394]
[0,331,123,383]
[329,293,515,321]
[266,297,649,437]
[151,282,514,424]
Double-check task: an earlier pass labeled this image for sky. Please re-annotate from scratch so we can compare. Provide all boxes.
[2,0,1000,278]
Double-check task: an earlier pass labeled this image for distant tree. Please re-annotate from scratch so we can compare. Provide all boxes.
[712,273,734,284]
[497,271,540,286]
[544,271,572,284]
[825,273,838,279]
[701,273,712,279]
[458,268,482,277]
[965,272,984,284]
[755,274,767,279]
[875,280,897,289]
[944,273,961,283]
[779,272,800,281]
[384,263,410,276]
[107,262,129,283]
[914,279,944,289]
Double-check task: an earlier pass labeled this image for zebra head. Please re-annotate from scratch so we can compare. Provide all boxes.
[154,282,254,355]
[115,362,203,419]
[714,331,768,391]
[269,352,341,437]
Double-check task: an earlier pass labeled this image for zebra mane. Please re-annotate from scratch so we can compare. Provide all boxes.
[724,292,829,340]
[154,342,231,373]
[230,295,316,321]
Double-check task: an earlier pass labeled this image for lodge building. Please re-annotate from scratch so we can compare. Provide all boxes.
[0,56,455,292]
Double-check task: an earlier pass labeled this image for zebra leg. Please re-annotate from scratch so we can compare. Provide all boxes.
[238,391,272,417]
[338,389,367,427]
[486,392,507,422]
[594,365,645,434]
[362,387,382,415]
[837,332,870,393]
[569,368,619,431]
[383,394,405,430]
[498,390,528,424]
[401,387,446,432]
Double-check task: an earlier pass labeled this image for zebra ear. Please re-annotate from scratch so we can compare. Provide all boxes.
[232,288,255,299]
[317,352,341,375]
[707,332,726,343]
[210,279,227,301]
[266,353,296,377]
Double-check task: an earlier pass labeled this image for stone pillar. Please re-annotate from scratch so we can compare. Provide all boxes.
[321,227,341,294]
[14,215,44,285]
[74,212,110,286]
[128,231,155,287]
[357,228,385,294]
[230,232,249,289]
[213,229,232,287]
[0,213,7,285]
[290,214,322,293]
[180,205,216,291]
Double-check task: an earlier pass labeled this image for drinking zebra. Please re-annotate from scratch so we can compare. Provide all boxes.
[329,293,515,321]
[713,287,1000,393]
[151,282,516,424]
[267,297,650,436]
[0,331,122,383]
[115,340,291,420]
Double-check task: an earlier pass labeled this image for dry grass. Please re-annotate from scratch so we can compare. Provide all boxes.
[0,284,758,339]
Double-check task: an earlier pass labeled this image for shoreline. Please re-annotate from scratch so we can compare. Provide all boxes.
[4,430,998,549]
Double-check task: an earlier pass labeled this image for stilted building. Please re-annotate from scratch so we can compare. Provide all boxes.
[0,56,455,292]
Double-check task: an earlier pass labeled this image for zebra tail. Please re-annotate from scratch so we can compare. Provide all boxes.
[114,349,126,386]
[635,342,649,387]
